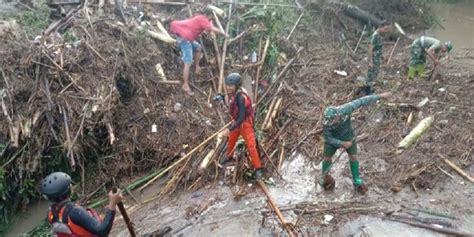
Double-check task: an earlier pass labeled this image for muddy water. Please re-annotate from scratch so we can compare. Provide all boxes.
[5,200,49,237]
[428,1,474,48]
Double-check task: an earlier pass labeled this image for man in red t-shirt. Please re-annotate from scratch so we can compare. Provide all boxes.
[170,11,227,95]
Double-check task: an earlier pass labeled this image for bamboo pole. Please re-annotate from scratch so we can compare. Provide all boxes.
[443,158,474,183]
[278,140,286,171]
[138,122,231,192]
[265,97,282,130]
[353,25,366,53]
[257,181,295,237]
[254,38,270,103]
[218,5,232,93]
[387,37,401,64]
[286,11,304,41]
[262,97,277,129]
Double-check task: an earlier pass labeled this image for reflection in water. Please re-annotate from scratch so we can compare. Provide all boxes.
[429,0,474,48]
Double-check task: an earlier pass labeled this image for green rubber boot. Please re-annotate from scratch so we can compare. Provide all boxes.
[322,160,331,175]
[349,160,363,186]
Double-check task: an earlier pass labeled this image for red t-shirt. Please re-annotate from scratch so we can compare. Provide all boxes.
[170,15,213,41]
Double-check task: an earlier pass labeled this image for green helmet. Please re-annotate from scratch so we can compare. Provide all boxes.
[445,42,453,52]
[225,73,242,86]
[324,106,338,119]
[40,172,72,202]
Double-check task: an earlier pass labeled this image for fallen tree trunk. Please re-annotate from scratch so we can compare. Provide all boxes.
[338,3,383,27]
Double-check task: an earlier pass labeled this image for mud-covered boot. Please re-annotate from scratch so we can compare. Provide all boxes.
[320,160,334,190]
[355,183,368,194]
[321,174,335,190]
[350,160,368,194]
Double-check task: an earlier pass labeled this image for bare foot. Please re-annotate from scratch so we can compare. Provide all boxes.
[182,84,194,96]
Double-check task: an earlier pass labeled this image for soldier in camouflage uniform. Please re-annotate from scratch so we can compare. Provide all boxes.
[362,21,391,95]
[407,36,452,80]
[320,92,391,194]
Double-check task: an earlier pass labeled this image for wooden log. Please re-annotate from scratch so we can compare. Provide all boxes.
[398,116,434,149]
[339,3,383,27]
[443,158,474,183]
[257,181,295,237]
[138,122,231,191]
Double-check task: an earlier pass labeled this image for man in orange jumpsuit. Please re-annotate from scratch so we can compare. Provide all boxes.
[219,73,263,179]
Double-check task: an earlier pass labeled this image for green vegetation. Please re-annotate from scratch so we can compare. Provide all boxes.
[14,4,50,36]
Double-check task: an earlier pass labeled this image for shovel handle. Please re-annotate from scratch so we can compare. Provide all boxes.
[111,187,137,237]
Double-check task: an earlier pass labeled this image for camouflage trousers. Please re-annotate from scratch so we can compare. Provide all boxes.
[366,56,381,87]
[410,44,426,66]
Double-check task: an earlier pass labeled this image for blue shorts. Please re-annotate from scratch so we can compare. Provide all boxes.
[177,38,201,64]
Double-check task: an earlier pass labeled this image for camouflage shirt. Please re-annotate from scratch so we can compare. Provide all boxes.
[323,95,381,147]
[412,36,442,53]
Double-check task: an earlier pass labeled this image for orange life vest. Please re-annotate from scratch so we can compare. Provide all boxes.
[48,202,102,237]
[229,90,254,121]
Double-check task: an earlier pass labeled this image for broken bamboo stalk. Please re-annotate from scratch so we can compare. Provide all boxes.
[278,140,286,171]
[265,97,282,130]
[217,5,232,93]
[257,142,284,179]
[199,137,223,171]
[257,47,303,106]
[265,119,293,150]
[443,158,474,183]
[387,37,401,64]
[286,10,304,41]
[254,38,270,103]
[257,180,295,237]
[398,116,434,150]
[386,217,470,236]
[262,97,277,130]
[138,122,231,192]
[353,24,366,53]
